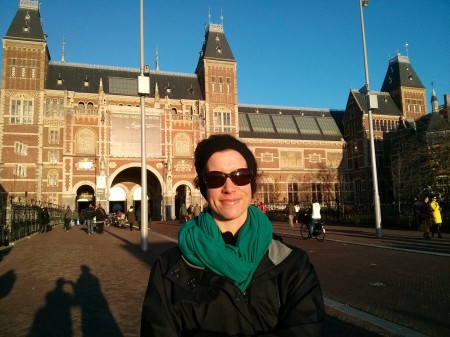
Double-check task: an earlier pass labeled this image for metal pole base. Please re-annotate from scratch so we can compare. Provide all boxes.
[375,228,382,239]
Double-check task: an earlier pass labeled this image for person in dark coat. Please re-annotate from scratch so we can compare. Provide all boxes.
[126,206,137,231]
[95,204,107,234]
[39,207,50,233]
[141,134,324,336]
[63,206,73,232]
[84,204,96,235]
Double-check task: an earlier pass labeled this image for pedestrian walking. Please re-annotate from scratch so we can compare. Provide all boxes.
[429,195,443,238]
[285,201,296,227]
[63,206,72,232]
[126,206,137,231]
[72,208,79,226]
[179,203,188,222]
[193,203,201,217]
[141,134,324,336]
[136,206,142,230]
[95,203,107,234]
[418,196,431,239]
[259,201,267,214]
[84,204,96,235]
[187,204,193,219]
[39,207,50,233]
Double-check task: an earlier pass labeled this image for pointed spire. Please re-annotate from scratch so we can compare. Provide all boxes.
[155,47,159,72]
[220,9,224,28]
[405,42,409,58]
[208,6,211,25]
[61,34,66,63]
[431,82,439,113]
[155,82,159,99]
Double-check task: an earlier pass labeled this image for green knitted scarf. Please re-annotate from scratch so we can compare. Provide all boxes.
[178,205,273,292]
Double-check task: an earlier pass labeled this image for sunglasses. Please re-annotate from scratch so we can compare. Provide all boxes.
[204,168,253,189]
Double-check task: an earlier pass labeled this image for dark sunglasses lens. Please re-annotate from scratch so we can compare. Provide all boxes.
[205,172,227,188]
[204,169,253,188]
[231,169,252,186]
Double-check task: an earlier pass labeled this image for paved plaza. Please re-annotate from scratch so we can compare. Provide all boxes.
[0,221,448,336]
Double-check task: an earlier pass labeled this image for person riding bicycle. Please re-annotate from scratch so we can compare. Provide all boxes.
[309,200,321,237]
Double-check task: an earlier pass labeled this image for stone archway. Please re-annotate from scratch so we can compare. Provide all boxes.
[110,167,162,220]
[76,185,95,212]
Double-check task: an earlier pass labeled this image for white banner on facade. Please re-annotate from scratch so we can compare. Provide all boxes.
[110,113,161,157]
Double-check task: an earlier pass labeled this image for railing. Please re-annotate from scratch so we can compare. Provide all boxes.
[0,204,63,247]
[264,202,447,229]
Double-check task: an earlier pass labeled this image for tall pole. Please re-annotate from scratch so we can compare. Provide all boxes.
[139,0,149,251]
[359,0,382,238]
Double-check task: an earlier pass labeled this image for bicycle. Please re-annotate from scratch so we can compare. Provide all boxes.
[300,221,325,242]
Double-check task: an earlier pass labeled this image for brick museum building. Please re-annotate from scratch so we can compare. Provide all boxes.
[1,1,448,220]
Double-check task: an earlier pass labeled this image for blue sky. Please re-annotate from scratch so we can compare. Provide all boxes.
[1,0,449,111]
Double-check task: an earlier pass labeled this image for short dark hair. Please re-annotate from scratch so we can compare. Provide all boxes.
[194,134,258,198]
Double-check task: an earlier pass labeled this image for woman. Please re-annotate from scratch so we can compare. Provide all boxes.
[141,134,324,336]
[429,195,443,238]
[419,196,431,239]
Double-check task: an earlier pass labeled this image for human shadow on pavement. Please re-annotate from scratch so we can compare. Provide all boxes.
[27,277,74,337]
[73,264,124,337]
[0,247,16,299]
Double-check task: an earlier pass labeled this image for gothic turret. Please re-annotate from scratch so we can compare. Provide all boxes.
[380,53,427,120]
[2,0,49,91]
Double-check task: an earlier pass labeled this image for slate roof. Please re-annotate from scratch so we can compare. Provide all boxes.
[46,62,204,100]
[4,1,46,43]
[196,23,235,72]
[350,89,402,117]
[238,105,344,141]
[415,111,450,134]
[381,54,425,92]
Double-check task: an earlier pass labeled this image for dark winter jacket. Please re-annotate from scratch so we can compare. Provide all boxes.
[84,207,96,220]
[95,207,107,222]
[141,240,324,336]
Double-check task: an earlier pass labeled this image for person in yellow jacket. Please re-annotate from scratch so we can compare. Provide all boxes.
[429,195,443,238]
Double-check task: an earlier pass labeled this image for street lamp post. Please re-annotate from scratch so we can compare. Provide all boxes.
[359,0,382,238]
[137,0,150,251]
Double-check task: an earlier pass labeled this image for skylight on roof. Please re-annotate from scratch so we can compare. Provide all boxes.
[272,115,297,134]
[295,116,320,135]
[248,114,274,133]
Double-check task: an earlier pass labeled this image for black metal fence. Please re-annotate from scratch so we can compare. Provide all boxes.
[266,202,448,229]
[0,204,63,247]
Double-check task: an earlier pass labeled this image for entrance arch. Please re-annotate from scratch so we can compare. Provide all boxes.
[175,184,192,220]
[110,166,162,220]
[109,186,126,214]
[76,185,95,211]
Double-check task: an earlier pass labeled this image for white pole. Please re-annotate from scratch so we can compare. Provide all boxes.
[359,0,382,238]
[139,0,148,250]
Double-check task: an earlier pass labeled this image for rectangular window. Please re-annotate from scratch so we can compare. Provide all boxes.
[312,182,323,203]
[49,150,58,164]
[211,76,215,93]
[49,130,59,144]
[10,98,33,124]
[260,183,274,204]
[219,77,223,94]
[14,165,27,177]
[48,172,58,186]
[14,142,27,156]
[226,78,231,94]
[213,111,231,133]
[288,182,299,204]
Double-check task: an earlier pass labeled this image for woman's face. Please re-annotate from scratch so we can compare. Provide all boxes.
[205,149,252,232]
